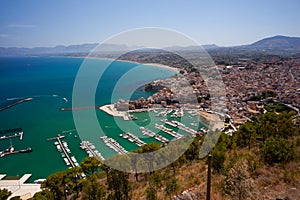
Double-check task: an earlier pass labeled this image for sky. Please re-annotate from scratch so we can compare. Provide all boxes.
[0,0,299,48]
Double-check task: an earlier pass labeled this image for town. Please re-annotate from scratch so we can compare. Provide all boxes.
[117,50,300,129]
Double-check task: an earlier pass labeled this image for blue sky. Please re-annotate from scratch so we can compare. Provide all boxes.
[0,0,299,47]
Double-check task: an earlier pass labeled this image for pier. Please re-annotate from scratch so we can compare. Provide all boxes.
[55,135,76,167]
[0,98,33,112]
[60,106,97,111]
[80,141,105,160]
[0,146,32,158]
[140,127,169,143]
[162,119,198,136]
[119,132,146,147]
[154,124,183,139]
[0,131,23,141]
[101,136,128,154]
[171,120,198,136]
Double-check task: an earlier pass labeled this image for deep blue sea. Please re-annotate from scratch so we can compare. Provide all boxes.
[0,56,203,182]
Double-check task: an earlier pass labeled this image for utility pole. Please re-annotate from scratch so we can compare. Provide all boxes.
[206,154,212,200]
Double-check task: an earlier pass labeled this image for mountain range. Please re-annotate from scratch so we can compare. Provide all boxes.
[0,35,299,56]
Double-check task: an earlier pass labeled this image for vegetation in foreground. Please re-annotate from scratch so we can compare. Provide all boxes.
[1,111,299,200]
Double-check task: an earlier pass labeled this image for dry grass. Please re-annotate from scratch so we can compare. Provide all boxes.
[128,136,300,199]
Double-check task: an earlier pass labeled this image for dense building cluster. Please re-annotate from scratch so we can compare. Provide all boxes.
[120,55,300,126]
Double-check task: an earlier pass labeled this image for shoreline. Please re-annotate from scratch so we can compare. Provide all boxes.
[67,55,180,73]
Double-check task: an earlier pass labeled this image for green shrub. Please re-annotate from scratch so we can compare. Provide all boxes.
[260,137,295,165]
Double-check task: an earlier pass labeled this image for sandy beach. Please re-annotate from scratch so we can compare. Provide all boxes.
[141,63,180,72]
[70,56,179,73]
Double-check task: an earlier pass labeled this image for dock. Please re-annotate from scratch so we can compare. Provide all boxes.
[47,134,65,141]
[55,135,76,167]
[80,141,105,160]
[119,132,146,147]
[0,98,33,112]
[60,106,97,111]
[154,124,183,139]
[0,131,23,141]
[101,136,128,154]
[171,120,198,136]
[0,146,32,158]
[140,127,169,143]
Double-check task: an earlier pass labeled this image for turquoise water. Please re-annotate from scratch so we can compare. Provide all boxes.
[0,57,202,182]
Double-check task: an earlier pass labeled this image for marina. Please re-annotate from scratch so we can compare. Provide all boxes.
[0,131,23,141]
[154,123,183,139]
[140,127,169,143]
[170,109,184,118]
[161,119,178,127]
[101,136,128,154]
[52,135,79,167]
[80,141,105,160]
[171,120,198,136]
[0,145,32,158]
[161,119,200,136]
[155,109,173,117]
[119,132,146,147]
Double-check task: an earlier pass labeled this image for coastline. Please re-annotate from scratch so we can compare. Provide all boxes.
[68,56,180,73]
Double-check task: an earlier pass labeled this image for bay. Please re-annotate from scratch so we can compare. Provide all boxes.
[0,56,178,182]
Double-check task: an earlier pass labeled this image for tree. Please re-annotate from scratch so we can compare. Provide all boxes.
[136,142,161,173]
[211,147,226,174]
[146,186,156,200]
[0,188,12,200]
[107,169,130,200]
[147,172,163,198]
[82,173,106,200]
[235,122,257,149]
[183,137,200,161]
[41,171,66,200]
[80,156,101,175]
[65,166,83,198]
[165,178,179,199]
[224,159,255,200]
[261,136,295,165]
[32,189,54,200]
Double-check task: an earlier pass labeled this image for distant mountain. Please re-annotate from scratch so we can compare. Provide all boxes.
[1,35,300,56]
[0,43,98,56]
[165,44,219,51]
[249,35,300,50]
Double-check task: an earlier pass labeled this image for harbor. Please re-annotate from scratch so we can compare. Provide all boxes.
[140,127,169,143]
[0,145,32,158]
[50,134,79,167]
[0,131,23,141]
[154,123,183,139]
[101,136,128,154]
[119,132,146,147]
[161,119,199,136]
[0,56,180,182]
[80,141,105,160]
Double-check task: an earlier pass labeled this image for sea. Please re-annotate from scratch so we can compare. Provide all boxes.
[0,56,203,182]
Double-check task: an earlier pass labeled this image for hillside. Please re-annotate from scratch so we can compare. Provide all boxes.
[249,35,300,50]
